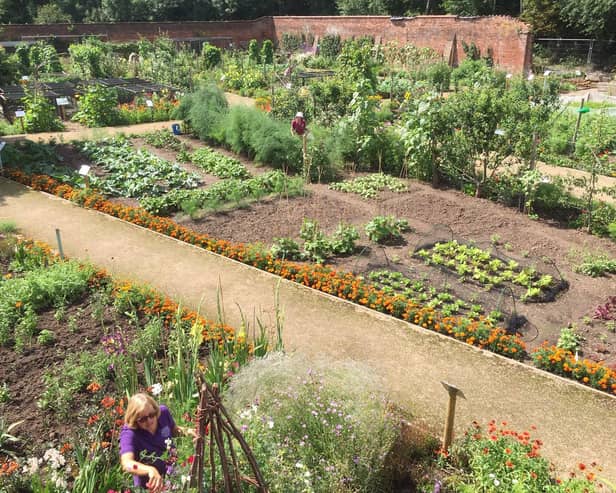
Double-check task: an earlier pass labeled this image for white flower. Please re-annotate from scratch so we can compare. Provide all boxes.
[151,383,163,396]
[43,448,65,470]
[267,420,274,429]
[23,457,39,474]
[295,461,304,469]
[165,437,172,449]
[181,474,191,485]
[493,478,500,486]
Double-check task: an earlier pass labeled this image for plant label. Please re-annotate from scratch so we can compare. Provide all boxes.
[78,165,91,176]
[56,97,70,106]
[146,99,154,108]
[15,110,25,118]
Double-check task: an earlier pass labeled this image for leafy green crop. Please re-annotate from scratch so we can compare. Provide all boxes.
[190,146,251,180]
[329,173,407,199]
[79,137,200,198]
[416,240,559,301]
[365,216,410,243]
[140,170,303,216]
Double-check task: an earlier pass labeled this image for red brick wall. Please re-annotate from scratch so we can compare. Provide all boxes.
[272,16,531,74]
[0,15,531,73]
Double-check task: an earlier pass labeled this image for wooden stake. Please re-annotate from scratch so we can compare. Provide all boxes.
[441,381,465,451]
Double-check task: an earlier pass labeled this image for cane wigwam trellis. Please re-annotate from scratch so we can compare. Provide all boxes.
[190,380,268,493]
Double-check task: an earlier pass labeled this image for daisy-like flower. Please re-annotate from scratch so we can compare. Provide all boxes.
[151,383,163,396]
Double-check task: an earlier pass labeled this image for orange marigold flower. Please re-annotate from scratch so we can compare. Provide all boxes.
[87,382,102,393]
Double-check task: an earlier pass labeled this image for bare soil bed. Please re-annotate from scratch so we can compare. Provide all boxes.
[51,135,616,371]
[0,267,137,458]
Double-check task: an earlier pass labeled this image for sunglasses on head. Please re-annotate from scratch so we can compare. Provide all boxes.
[137,411,157,424]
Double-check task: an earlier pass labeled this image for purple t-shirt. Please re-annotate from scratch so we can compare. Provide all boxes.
[119,405,176,487]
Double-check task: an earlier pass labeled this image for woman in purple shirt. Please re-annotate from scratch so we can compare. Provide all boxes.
[119,393,194,492]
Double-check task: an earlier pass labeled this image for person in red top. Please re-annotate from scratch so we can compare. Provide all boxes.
[291,111,306,136]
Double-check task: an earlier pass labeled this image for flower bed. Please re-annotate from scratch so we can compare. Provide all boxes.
[8,168,616,395]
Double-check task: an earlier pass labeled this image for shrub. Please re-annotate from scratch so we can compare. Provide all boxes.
[72,84,121,127]
[226,353,400,493]
[174,84,228,142]
[201,42,222,69]
[300,219,332,264]
[270,237,302,261]
[330,223,359,255]
[445,420,598,491]
[426,62,451,92]
[365,216,410,244]
[280,32,303,53]
[573,251,616,277]
[260,39,274,64]
[319,34,342,58]
[556,326,583,352]
[20,89,64,133]
[248,39,260,64]
[221,105,302,172]
[68,38,111,78]
[306,126,343,183]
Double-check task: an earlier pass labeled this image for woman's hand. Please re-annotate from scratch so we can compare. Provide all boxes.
[146,465,164,492]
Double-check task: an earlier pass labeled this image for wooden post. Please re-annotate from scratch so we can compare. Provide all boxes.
[55,228,65,259]
[441,381,465,451]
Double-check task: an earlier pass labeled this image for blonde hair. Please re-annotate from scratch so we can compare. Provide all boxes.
[124,393,160,429]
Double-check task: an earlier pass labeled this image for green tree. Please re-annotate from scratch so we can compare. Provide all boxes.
[34,3,73,23]
[336,0,388,15]
[443,0,491,15]
[520,0,562,35]
[560,0,616,40]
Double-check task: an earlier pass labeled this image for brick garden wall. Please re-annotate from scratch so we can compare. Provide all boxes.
[1,15,531,73]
